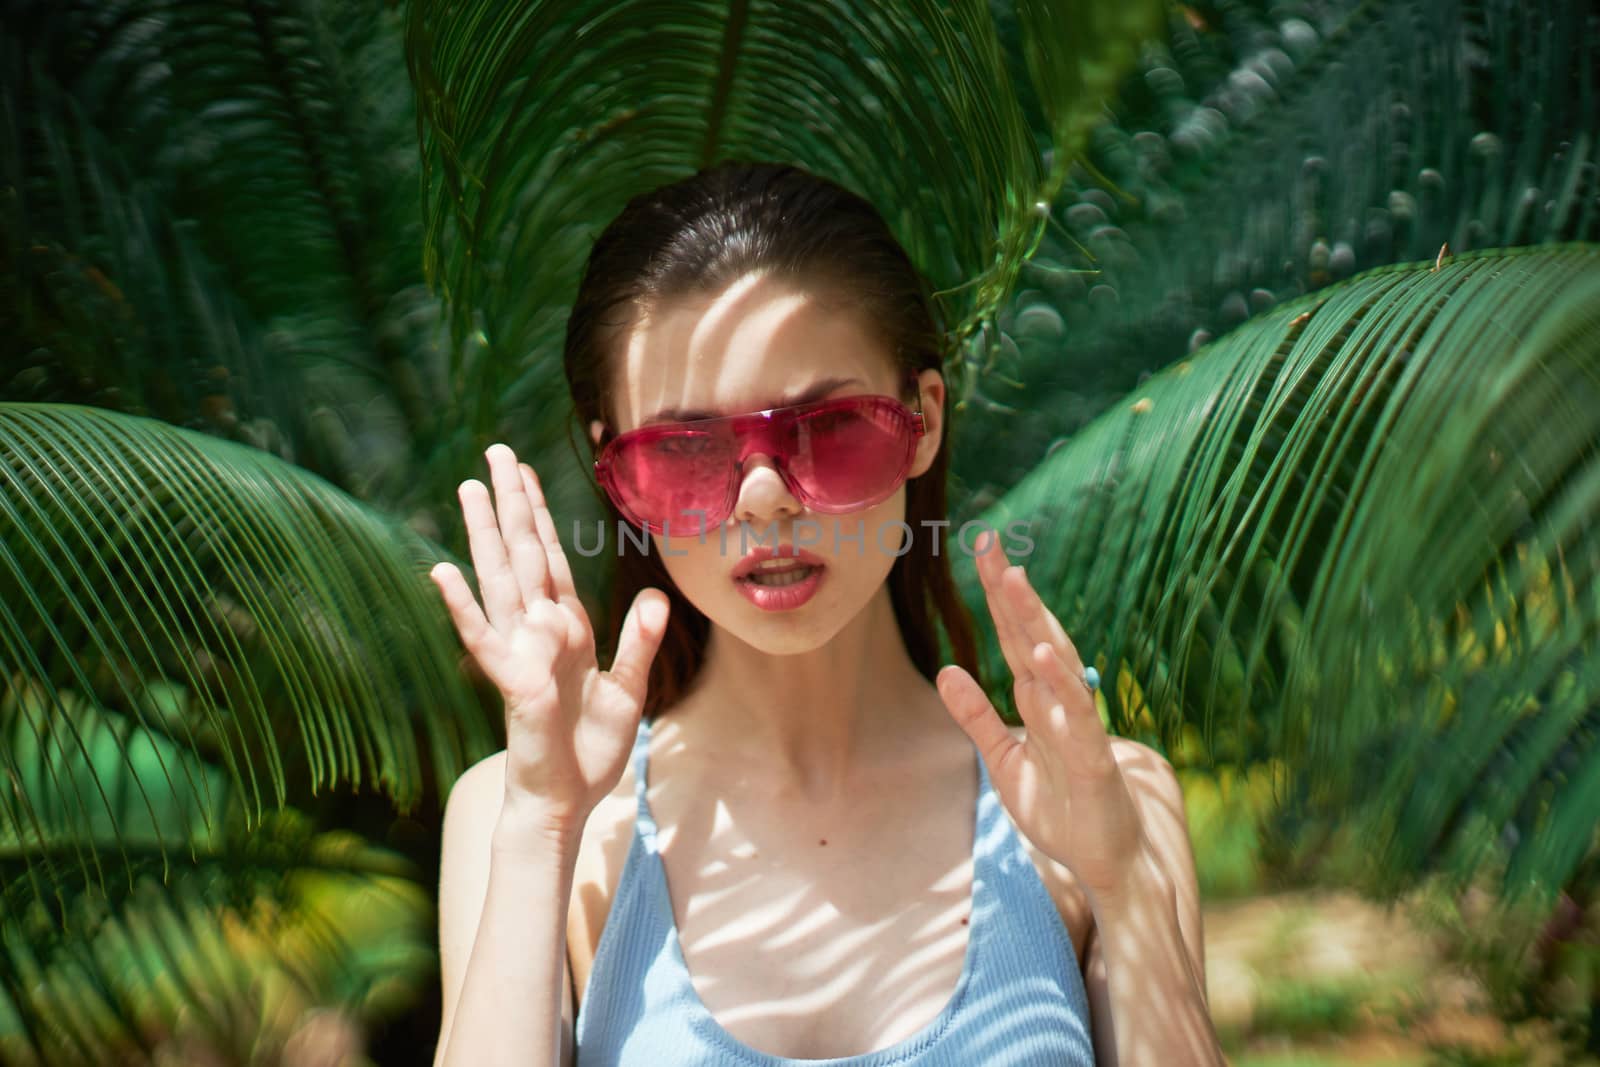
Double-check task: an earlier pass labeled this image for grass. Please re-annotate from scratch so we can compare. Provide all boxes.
[1178,756,1595,1066]
[1230,1054,1428,1067]
[1424,1048,1540,1067]
[1250,977,1372,1038]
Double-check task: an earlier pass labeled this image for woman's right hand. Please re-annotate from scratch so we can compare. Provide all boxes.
[429,443,669,841]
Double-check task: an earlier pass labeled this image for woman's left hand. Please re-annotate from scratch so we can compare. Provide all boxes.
[936,530,1153,910]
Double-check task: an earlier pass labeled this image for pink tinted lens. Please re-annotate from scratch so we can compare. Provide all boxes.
[603,395,919,530]
[606,429,734,533]
[786,398,915,511]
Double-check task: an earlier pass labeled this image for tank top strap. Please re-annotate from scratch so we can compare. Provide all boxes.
[630,716,660,850]
[970,750,1008,877]
[577,725,1098,1065]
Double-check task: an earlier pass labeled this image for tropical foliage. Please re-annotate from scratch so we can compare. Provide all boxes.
[2,0,1596,1062]
[968,244,1599,895]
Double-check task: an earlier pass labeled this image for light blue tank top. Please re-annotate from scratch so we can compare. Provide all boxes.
[573,718,1097,1065]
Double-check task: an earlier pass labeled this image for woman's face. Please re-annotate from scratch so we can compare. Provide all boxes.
[592,270,946,655]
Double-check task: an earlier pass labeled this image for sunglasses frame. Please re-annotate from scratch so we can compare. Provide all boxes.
[594,375,928,535]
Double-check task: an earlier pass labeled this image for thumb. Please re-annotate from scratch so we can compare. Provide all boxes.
[606,588,670,707]
[937,665,1019,772]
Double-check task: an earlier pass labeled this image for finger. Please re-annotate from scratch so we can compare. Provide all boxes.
[1031,641,1112,761]
[1002,564,1086,678]
[972,530,1034,684]
[519,462,590,655]
[936,664,1022,774]
[507,597,571,689]
[603,588,670,709]
[487,444,550,610]
[458,480,521,632]
[430,561,507,665]
[970,535,1058,730]
[520,462,584,624]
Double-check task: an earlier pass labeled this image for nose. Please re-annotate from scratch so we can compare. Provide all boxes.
[731,452,804,527]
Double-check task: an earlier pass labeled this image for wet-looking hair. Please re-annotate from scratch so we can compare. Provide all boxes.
[563,159,981,719]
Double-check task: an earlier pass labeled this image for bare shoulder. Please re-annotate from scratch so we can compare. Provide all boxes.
[438,751,511,880]
[1099,735,1197,900]
[996,725,1198,963]
[1105,734,1186,808]
[435,750,512,1064]
[436,743,635,903]
[447,749,509,816]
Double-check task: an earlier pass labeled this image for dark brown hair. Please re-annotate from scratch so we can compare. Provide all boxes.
[563,160,980,719]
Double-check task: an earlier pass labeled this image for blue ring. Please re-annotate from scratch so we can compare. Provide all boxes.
[1083,666,1101,692]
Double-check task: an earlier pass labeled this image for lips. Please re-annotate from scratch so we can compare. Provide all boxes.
[731,544,828,579]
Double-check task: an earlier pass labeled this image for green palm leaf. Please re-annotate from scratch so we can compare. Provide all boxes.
[953,0,1599,506]
[1,0,451,514]
[1,3,514,1059]
[0,403,493,903]
[4,0,1597,1057]
[405,0,1161,433]
[963,243,1600,901]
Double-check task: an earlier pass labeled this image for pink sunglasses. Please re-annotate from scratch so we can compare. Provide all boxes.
[595,378,928,535]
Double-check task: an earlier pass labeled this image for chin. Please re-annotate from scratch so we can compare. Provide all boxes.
[722,619,842,657]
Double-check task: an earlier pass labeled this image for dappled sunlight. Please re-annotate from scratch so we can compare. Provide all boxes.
[641,726,979,1058]
[6,0,1596,1062]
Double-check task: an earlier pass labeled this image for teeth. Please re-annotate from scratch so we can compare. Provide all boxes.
[754,557,809,571]
[746,565,816,587]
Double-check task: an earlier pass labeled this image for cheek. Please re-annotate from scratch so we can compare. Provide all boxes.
[805,493,914,574]
[858,487,913,559]
[653,532,722,591]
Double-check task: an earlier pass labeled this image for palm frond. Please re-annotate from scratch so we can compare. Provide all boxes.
[404,0,1160,435]
[963,244,1600,900]
[0,15,271,429]
[952,0,1599,510]
[0,403,493,899]
[0,0,451,512]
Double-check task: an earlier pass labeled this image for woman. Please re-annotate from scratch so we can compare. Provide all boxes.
[429,161,1222,1066]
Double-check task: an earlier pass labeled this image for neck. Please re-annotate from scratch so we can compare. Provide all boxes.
[668,586,951,799]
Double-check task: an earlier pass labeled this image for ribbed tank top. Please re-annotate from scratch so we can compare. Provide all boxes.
[573,718,1096,1066]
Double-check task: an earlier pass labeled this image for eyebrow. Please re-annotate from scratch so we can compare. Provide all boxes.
[641,376,863,425]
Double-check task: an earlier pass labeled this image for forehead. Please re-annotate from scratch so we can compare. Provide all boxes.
[608,272,896,432]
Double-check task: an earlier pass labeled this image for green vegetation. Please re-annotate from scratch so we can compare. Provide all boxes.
[4,0,1598,1062]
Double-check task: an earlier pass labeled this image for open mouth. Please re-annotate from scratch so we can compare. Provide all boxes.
[733,557,826,611]
[741,564,821,587]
